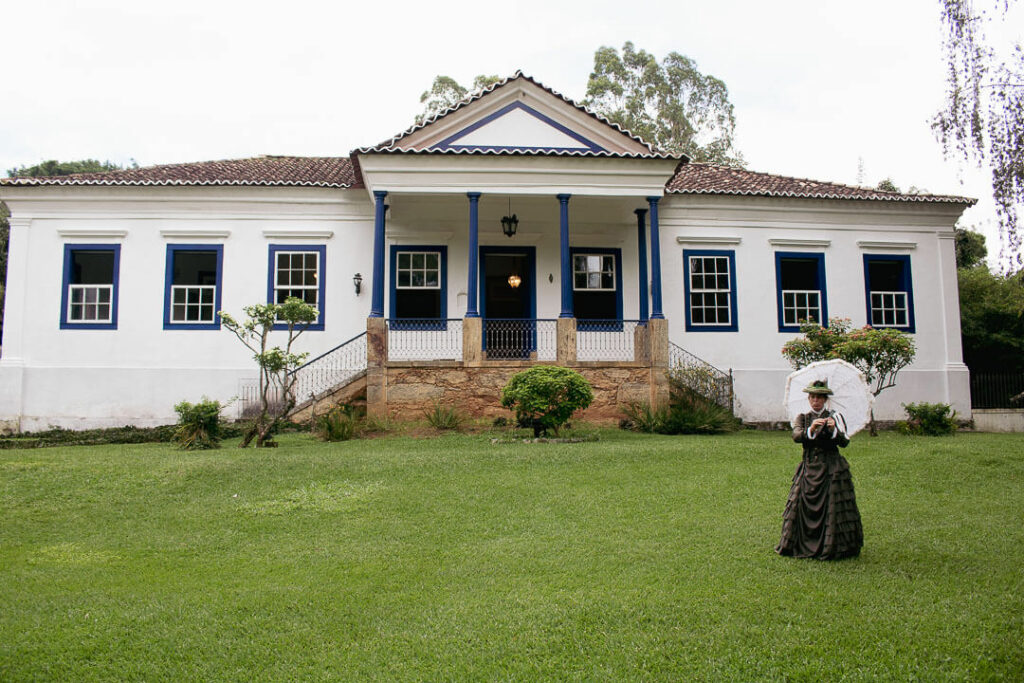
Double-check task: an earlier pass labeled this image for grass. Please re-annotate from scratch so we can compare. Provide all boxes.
[1,430,1022,680]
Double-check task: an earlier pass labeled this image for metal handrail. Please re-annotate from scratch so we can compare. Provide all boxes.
[668,341,734,411]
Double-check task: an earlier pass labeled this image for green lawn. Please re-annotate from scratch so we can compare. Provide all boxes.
[1,430,1021,681]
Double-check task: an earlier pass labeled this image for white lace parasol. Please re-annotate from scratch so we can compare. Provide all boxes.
[783,359,873,436]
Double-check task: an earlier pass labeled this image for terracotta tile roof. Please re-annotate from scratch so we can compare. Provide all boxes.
[667,163,975,204]
[0,156,357,188]
[357,71,681,160]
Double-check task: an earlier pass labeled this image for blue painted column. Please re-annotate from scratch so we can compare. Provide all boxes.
[369,190,388,318]
[647,196,664,319]
[557,194,573,318]
[635,208,649,323]
[466,192,481,317]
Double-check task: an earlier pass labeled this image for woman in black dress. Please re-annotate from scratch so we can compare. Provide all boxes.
[776,380,863,560]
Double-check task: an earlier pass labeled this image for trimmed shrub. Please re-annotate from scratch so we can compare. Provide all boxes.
[501,366,594,437]
[898,402,958,436]
[173,399,223,450]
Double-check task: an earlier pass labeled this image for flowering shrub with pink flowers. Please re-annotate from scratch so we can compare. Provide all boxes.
[782,317,917,434]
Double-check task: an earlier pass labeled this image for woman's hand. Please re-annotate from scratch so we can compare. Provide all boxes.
[811,417,835,430]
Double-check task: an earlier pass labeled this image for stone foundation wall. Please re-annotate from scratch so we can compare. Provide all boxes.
[381,363,657,424]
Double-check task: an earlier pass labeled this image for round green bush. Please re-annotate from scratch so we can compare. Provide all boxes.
[500,366,594,437]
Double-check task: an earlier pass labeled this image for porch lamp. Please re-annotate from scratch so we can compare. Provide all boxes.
[353,272,363,295]
[501,197,518,238]
[507,274,522,288]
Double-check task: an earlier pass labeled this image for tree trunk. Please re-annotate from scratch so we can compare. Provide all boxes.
[869,406,878,437]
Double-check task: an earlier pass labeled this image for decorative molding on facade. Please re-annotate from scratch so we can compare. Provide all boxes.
[385,231,454,241]
[674,235,742,246]
[261,229,335,239]
[159,229,231,239]
[767,238,831,248]
[56,229,129,239]
[856,240,917,250]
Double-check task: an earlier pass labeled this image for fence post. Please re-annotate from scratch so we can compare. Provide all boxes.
[556,317,577,364]
[648,318,670,409]
[366,317,387,419]
[463,317,482,365]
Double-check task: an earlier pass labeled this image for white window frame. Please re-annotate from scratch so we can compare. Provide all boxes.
[869,291,910,328]
[170,284,217,323]
[273,250,320,307]
[68,284,114,323]
[781,289,822,327]
[572,253,616,291]
[395,250,442,291]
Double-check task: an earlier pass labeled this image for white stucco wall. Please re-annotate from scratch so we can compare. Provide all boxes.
[0,186,971,430]
[657,195,971,421]
[0,185,374,430]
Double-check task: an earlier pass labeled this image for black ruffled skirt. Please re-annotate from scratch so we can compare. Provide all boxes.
[776,453,863,560]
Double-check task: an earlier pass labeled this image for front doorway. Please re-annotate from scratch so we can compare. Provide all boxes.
[480,246,535,359]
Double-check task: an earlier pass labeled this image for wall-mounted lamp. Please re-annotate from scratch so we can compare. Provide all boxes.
[501,197,518,238]
[507,274,522,289]
[353,272,363,295]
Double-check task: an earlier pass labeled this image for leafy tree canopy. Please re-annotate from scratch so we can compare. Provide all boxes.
[781,317,917,435]
[583,42,743,165]
[417,74,501,125]
[955,226,989,268]
[957,265,1024,373]
[934,0,1024,270]
[6,159,133,178]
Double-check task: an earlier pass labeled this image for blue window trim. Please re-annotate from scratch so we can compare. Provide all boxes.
[683,249,739,332]
[863,253,915,333]
[163,244,224,330]
[775,251,828,332]
[267,244,326,331]
[389,245,447,330]
[432,101,607,153]
[60,243,121,330]
[570,246,623,331]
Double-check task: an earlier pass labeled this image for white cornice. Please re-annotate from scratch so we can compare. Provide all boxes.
[262,229,335,239]
[768,238,831,248]
[857,240,917,250]
[160,229,231,239]
[386,231,454,241]
[57,229,128,239]
[675,235,742,246]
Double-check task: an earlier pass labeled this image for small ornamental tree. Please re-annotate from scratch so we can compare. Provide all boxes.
[500,366,594,437]
[220,297,318,447]
[782,317,916,436]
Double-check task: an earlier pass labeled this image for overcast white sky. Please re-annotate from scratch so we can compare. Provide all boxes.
[3,0,1019,256]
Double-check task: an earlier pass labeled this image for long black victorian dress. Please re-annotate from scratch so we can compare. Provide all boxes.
[776,410,863,560]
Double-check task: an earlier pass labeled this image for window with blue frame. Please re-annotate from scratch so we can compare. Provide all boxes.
[775,252,827,332]
[390,245,446,327]
[571,247,622,329]
[60,244,121,329]
[863,254,915,332]
[268,245,325,330]
[684,249,738,332]
[164,244,223,330]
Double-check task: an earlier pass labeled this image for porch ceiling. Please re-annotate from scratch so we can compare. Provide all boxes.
[356,153,680,200]
[381,192,653,232]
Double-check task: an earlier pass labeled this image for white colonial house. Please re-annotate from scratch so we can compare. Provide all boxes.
[0,73,974,432]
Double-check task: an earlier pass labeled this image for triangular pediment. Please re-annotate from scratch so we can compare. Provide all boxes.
[433,101,604,152]
[369,73,664,157]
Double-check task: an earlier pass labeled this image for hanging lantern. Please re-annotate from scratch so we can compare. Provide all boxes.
[501,196,518,237]
[507,274,522,288]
